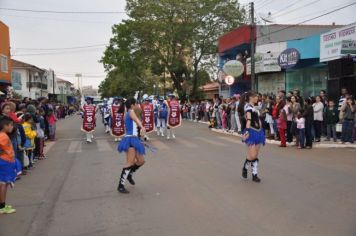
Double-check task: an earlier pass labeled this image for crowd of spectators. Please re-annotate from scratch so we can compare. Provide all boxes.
[182,87,356,148]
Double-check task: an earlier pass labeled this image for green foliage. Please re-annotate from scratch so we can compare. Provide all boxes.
[101,0,246,98]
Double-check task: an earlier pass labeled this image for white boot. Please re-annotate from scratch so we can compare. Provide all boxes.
[86,133,92,143]
[105,125,110,133]
[160,128,165,137]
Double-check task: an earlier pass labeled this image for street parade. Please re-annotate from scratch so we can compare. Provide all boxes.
[1,0,356,235]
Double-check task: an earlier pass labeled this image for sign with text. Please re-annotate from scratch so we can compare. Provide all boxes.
[320,24,356,62]
[223,60,244,77]
[81,105,96,133]
[141,103,154,133]
[278,48,300,69]
[111,105,125,137]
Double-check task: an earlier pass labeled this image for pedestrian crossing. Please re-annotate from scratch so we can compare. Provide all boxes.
[63,135,243,153]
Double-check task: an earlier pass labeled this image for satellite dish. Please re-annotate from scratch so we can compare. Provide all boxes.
[259,12,275,23]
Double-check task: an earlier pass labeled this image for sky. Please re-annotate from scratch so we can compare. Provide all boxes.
[1,0,356,89]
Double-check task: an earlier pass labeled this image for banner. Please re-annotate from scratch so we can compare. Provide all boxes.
[111,105,125,137]
[81,105,96,133]
[320,23,356,62]
[167,100,181,128]
[141,103,154,133]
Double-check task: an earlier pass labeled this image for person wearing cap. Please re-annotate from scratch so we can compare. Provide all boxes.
[155,97,168,137]
[81,97,97,143]
[166,94,180,139]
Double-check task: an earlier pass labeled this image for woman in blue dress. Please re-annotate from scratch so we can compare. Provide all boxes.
[242,91,266,183]
[117,98,146,194]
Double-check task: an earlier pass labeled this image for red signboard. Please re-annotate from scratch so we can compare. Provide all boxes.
[141,103,154,133]
[111,105,125,137]
[167,100,181,128]
[82,105,96,133]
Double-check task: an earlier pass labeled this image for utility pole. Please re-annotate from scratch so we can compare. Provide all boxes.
[250,2,256,91]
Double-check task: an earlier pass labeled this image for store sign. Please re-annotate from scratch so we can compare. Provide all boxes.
[320,23,356,62]
[246,52,282,75]
[223,60,244,77]
[278,48,300,69]
[224,75,235,85]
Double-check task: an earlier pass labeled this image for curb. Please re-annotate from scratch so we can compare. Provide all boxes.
[184,120,356,149]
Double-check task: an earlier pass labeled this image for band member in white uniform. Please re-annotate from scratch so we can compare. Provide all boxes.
[81,97,97,143]
[155,97,168,137]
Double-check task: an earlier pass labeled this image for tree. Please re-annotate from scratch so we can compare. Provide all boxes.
[101,0,246,98]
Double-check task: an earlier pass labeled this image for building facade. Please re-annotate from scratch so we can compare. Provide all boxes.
[11,59,48,99]
[56,78,74,104]
[0,21,11,93]
[217,24,342,97]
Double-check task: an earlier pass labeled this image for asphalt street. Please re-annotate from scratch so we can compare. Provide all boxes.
[0,115,355,236]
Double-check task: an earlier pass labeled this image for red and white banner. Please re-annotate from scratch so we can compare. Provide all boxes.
[111,105,125,137]
[81,105,96,133]
[167,100,181,128]
[141,103,154,134]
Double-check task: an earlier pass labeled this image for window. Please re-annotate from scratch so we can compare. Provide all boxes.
[11,71,22,90]
[1,55,8,73]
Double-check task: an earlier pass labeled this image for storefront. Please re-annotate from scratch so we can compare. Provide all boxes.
[284,34,328,97]
[320,23,356,100]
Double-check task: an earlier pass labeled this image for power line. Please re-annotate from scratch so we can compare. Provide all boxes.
[274,0,321,18]
[13,44,107,51]
[1,13,118,24]
[260,1,356,39]
[0,7,126,14]
[12,46,105,56]
[282,0,355,23]
[272,0,305,16]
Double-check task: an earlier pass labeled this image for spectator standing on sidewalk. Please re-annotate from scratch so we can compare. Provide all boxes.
[340,97,355,144]
[284,98,293,143]
[234,94,242,134]
[303,98,314,149]
[291,95,301,146]
[324,100,338,142]
[0,117,17,214]
[277,104,287,147]
[313,96,324,142]
[296,112,305,149]
[338,87,348,111]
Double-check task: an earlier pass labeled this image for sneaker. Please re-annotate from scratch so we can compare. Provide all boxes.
[252,174,261,183]
[0,206,16,214]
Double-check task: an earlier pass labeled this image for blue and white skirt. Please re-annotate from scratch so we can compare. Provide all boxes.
[243,128,266,146]
[0,158,17,184]
[118,136,146,155]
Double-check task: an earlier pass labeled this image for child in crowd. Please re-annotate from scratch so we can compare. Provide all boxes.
[277,107,287,147]
[47,109,57,141]
[325,100,338,142]
[296,112,305,149]
[22,114,37,168]
[0,117,17,214]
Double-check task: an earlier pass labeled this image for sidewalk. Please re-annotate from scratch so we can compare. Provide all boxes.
[187,119,356,149]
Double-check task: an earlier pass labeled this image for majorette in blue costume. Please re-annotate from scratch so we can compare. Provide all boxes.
[117,98,146,194]
[154,96,168,137]
[102,99,111,134]
[241,92,265,183]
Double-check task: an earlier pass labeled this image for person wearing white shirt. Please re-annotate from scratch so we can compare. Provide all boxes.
[313,96,324,142]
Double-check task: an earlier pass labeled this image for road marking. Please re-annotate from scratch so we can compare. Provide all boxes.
[218,136,242,144]
[67,141,82,153]
[151,140,169,150]
[174,138,198,148]
[195,137,227,147]
[96,139,113,152]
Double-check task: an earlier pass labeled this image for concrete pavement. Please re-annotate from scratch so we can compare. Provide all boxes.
[0,115,355,236]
